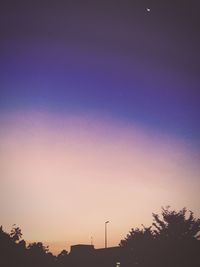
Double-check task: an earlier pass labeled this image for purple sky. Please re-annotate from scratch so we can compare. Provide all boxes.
[1,1,200,140]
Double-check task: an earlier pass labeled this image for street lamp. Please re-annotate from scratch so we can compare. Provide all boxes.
[105,221,109,248]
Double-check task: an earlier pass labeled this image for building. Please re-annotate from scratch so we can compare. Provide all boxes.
[68,244,123,267]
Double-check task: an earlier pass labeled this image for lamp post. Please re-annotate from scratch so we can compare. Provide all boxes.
[105,221,109,248]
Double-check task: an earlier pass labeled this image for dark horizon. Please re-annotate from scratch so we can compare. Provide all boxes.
[1,206,200,266]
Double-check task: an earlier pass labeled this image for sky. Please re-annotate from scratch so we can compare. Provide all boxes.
[0,0,200,255]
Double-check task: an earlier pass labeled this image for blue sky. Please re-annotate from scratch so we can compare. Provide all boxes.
[1,38,199,139]
[1,1,199,142]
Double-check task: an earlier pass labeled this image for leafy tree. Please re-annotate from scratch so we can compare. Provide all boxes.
[120,207,200,267]
[152,206,200,241]
[27,242,49,255]
[18,239,26,249]
[0,226,11,244]
[0,227,56,267]
[120,226,154,248]
[0,226,28,266]
[120,226,155,266]
[58,249,68,258]
[10,225,22,242]
[27,242,52,267]
[57,249,69,266]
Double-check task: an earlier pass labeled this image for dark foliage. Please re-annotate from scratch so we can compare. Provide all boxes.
[152,206,200,240]
[1,206,200,267]
[0,225,57,267]
[120,206,200,267]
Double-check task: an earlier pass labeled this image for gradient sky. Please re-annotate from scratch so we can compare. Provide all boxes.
[0,1,200,254]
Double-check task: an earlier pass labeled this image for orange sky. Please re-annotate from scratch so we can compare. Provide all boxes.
[0,111,200,254]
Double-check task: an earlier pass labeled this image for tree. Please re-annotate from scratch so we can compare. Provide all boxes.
[0,226,28,266]
[58,249,68,258]
[120,226,155,266]
[10,225,22,242]
[120,226,154,248]
[120,207,200,267]
[57,249,69,266]
[27,242,51,267]
[27,242,49,255]
[152,206,200,241]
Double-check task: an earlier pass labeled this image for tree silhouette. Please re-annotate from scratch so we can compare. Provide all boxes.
[10,225,22,242]
[27,242,56,267]
[120,207,200,267]
[120,226,154,248]
[0,226,27,266]
[1,206,199,267]
[57,249,69,266]
[152,207,200,267]
[152,206,200,241]
[28,241,49,254]
[27,241,49,261]
[120,226,156,266]
[58,249,68,258]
